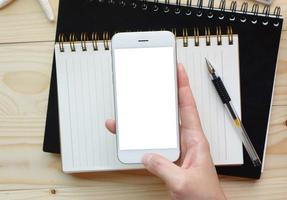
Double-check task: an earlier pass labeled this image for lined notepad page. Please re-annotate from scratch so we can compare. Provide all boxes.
[55,35,242,172]
[55,42,142,172]
[177,35,243,165]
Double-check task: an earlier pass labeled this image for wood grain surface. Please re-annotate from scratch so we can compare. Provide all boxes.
[0,0,286,199]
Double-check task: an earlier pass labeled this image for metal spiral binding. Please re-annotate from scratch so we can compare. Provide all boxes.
[182,28,188,47]
[218,0,226,20]
[91,32,98,50]
[219,0,226,11]
[108,0,115,5]
[164,0,170,13]
[193,27,200,46]
[207,0,214,19]
[185,0,191,15]
[174,0,181,14]
[262,5,270,26]
[263,5,270,17]
[227,26,233,45]
[141,0,147,10]
[119,0,125,7]
[196,0,203,17]
[69,33,77,52]
[130,0,137,8]
[240,2,248,23]
[171,27,177,37]
[229,1,237,21]
[205,27,211,46]
[58,26,233,52]
[273,6,281,27]
[197,0,203,9]
[274,6,281,17]
[109,0,281,27]
[251,3,259,24]
[80,32,88,51]
[103,32,110,50]
[208,0,214,9]
[216,26,222,45]
[185,26,230,47]
[58,33,66,52]
[153,0,159,12]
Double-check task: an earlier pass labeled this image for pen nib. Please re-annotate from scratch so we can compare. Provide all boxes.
[205,58,215,74]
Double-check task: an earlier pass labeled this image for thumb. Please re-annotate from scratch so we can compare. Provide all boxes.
[142,154,183,189]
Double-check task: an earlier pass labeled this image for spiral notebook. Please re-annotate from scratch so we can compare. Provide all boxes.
[55,34,242,172]
[43,0,283,178]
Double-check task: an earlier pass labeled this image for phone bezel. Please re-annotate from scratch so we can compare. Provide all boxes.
[111,31,180,164]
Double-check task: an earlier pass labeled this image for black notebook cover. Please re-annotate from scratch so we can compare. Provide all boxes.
[43,0,283,179]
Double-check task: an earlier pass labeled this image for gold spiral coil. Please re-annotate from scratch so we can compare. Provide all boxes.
[69,33,77,51]
[58,26,235,52]
[205,27,211,46]
[103,32,110,50]
[58,33,66,52]
[91,32,98,50]
[193,27,199,46]
[80,32,88,51]
[171,28,177,37]
[182,28,188,47]
[227,26,233,45]
[216,26,222,45]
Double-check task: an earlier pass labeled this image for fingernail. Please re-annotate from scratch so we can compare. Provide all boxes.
[142,154,153,165]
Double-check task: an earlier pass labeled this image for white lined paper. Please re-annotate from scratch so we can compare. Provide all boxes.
[55,36,243,172]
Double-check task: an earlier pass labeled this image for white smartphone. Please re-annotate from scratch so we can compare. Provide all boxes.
[111,31,180,164]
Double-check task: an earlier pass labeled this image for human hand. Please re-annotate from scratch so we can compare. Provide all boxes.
[105,64,226,200]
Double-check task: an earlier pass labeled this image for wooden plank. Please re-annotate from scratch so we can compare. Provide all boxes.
[0,140,163,190]
[273,30,287,106]
[0,42,53,136]
[0,0,58,44]
[0,171,286,200]
[0,153,286,199]
[266,107,287,154]
[0,185,169,200]
[0,0,286,44]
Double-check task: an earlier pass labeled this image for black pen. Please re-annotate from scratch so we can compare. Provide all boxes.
[205,58,261,167]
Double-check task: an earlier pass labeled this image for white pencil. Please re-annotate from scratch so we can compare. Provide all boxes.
[0,0,15,8]
[37,0,55,22]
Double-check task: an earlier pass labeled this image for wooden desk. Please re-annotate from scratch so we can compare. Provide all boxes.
[0,0,286,199]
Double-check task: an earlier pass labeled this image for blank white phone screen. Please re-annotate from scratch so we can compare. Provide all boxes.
[114,47,178,150]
